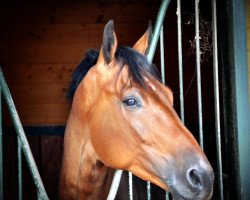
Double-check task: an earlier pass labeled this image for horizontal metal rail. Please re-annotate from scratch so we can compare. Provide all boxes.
[0,67,49,200]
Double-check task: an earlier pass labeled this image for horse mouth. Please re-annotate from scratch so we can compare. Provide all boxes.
[167,183,186,200]
[164,178,202,200]
[166,182,212,200]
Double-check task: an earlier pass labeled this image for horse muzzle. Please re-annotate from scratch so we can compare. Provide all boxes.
[163,155,214,200]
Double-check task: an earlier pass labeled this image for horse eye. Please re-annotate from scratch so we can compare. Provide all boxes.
[123,98,137,107]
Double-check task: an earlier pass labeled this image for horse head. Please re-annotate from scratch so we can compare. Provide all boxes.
[69,20,214,200]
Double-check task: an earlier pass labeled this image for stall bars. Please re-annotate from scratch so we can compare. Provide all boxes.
[0,67,49,200]
[109,0,225,199]
[150,0,224,199]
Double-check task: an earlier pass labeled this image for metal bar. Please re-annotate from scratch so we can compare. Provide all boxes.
[128,172,133,200]
[211,0,224,199]
[231,1,250,198]
[220,0,250,199]
[106,170,122,200]
[0,87,3,200]
[219,0,250,198]
[18,137,22,200]
[195,0,204,149]
[159,25,170,200]
[160,25,165,84]
[177,0,184,122]
[147,0,170,197]
[147,0,171,63]
[147,181,151,200]
[147,1,171,198]
[107,1,171,199]
[0,67,49,200]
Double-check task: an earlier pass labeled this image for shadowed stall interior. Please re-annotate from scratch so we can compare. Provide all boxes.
[0,0,225,199]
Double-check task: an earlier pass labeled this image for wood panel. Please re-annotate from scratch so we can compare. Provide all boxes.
[0,0,215,126]
[3,132,64,200]
[2,64,74,84]
[41,135,64,200]
[3,103,69,125]
[0,1,162,126]
[0,23,162,45]
[0,3,161,24]
[3,134,41,200]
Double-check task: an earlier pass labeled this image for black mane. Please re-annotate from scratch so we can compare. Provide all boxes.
[66,46,160,104]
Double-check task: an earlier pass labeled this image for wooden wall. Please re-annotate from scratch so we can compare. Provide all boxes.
[0,1,161,125]
[0,0,216,126]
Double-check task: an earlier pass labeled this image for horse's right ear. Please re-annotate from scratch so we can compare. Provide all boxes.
[97,20,117,66]
[133,21,152,55]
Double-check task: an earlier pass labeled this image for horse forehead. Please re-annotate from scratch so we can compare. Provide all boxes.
[144,77,174,105]
[114,64,135,92]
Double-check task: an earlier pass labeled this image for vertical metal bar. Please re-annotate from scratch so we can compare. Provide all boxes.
[128,172,133,200]
[160,25,165,84]
[195,0,204,149]
[146,182,151,200]
[0,87,3,200]
[160,25,170,200]
[107,170,122,200]
[177,0,185,122]
[18,137,22,200]
[219,0,250,199]
[147,1,171,197]
[147,0,171,63]
[0,68,49,200]
[211,0,224,199]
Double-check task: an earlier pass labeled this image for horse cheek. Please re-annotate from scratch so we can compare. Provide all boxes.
[89,110,130,169]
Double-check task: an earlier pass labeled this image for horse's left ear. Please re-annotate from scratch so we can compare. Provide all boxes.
[133,21,152,55]
[97,20,118,65]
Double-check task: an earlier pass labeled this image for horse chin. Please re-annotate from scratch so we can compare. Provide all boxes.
[166,182,213,200]
[168,190,186,200]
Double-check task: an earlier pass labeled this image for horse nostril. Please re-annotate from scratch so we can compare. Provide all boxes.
[186,168,203,190]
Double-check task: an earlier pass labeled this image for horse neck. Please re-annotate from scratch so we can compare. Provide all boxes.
[60,108,115,200]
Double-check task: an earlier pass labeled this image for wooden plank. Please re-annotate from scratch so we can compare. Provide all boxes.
[8,83,68,104]
[2,64,75,84]
[0,3,161,24]
[0,23,165,45]
[3,135,18,200]
[40,135,64,200]
[3,103,69,125]
[0,43,99,63]
[22,134,41,200]
[0,42,180,64]
[3,133,44,200]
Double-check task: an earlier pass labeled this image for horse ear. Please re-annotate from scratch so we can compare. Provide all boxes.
[97,20,117,65]
[133,21,152,55]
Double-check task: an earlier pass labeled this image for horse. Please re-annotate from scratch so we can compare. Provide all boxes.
[59,20,214,200]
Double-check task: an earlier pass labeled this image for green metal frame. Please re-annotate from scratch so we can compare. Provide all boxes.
[0,67,49,200]
[0,85,3,199]
[147,0,171,63]
[219,0,250,199]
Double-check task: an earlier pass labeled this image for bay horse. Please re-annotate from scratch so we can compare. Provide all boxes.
[59,20,214,200]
